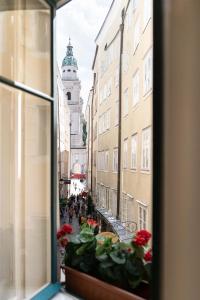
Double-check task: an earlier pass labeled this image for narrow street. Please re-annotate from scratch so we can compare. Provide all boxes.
[54,205,83,300]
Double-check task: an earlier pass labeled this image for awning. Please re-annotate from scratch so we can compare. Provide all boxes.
[96,207,137,242]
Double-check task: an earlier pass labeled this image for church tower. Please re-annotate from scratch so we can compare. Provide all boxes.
[61,39,86,179]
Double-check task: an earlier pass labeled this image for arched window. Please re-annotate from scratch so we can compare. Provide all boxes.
[67,92,71,100]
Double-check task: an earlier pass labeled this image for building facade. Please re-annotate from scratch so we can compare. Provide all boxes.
[57,65,70,197]
[61,39,87,179]
[87,0,153,232]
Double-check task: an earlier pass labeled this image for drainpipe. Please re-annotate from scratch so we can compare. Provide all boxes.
[117,8,125,220]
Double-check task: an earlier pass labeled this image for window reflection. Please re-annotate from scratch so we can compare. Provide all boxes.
[0,0,51,95]
[0,83,51,299]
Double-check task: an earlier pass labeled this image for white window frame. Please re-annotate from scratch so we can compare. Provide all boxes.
[138,203,148,230]
[141,126,151,171]
[132,70,140,106]
[143,47,153,95]
[113,148,118,172]
[131,134,137,169]
[105,150,109,171]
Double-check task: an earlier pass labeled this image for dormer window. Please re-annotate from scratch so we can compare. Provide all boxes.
[67,92,71,100]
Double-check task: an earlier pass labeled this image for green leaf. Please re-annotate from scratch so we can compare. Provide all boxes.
[96,253,108,262]
[70,236,81,244]
[109,251,126,264]
[76,243,89,256]
[135,246,144,258]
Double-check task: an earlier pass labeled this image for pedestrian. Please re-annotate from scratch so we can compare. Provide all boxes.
[68,206,74,223]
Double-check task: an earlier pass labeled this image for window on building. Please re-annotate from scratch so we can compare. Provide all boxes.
[122,193,128,222]
[131,134,138,169]
[133,70,140,106]
[138,204,147,230]
[113,148,118,172]
[123,89,129,116]
[143,48,153,95]
[133,18,140,53]
[123,139,128,169]
[67,92,71,100]
[141,126,151,171]
[105,151,109,171]
[144,0,152,29]
[67,69,71,72]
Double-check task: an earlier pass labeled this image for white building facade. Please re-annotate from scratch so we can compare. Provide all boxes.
[61,39,87,179]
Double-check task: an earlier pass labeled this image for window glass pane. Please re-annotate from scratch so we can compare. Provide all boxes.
[0,0,51,95]
[0,83,51,299]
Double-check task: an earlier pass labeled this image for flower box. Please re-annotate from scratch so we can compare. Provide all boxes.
[64,266,148,300]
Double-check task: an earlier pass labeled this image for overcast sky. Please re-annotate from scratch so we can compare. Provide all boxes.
[56,0,113,108]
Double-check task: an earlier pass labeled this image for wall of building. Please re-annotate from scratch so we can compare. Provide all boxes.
[88,0,153,231]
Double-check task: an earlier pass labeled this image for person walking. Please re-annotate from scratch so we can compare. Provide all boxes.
[68,205,74,224]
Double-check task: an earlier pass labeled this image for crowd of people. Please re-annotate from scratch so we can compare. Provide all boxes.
[60,193,96,225]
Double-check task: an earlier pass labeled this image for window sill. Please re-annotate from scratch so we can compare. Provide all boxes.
[140,169,151,175]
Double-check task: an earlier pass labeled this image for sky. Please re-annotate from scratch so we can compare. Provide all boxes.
[56,0,113,109]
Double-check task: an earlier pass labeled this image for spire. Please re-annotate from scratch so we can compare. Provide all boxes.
[62,37,78,68]
[66,37,73,57]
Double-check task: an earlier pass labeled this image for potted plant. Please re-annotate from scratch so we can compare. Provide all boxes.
[59,221,152,300]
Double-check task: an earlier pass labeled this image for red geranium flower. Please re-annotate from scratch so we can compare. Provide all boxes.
[62,224,73,234]
[133,230,152,246]
[87,219,98,228]
[144,249,152,262]
[56,230,63,239]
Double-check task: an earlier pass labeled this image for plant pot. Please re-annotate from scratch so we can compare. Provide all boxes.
[64,267,147,300]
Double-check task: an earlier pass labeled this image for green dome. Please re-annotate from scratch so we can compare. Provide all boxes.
[62,38,78,68]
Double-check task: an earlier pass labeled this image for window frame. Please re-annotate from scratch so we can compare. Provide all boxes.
[141,126,151,171]
[131,133,138,170]
[0,1,60,299]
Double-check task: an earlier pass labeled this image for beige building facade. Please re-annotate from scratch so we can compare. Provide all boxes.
[87,0,152,232]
